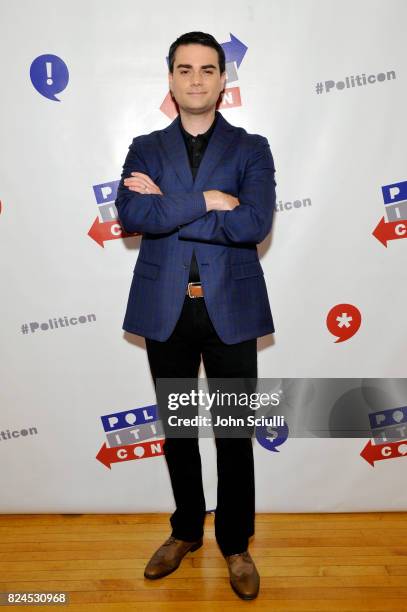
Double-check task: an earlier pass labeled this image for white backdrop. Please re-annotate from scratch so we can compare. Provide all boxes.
[1,0,407,513]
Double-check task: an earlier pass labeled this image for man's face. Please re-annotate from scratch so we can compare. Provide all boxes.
[168,44,226,114]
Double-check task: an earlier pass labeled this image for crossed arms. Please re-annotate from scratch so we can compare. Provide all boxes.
[115,135,276,246]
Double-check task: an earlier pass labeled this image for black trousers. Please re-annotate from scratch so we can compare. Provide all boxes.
[145,293,257,556]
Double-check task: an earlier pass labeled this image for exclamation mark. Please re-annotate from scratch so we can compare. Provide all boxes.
[46,62,53,85]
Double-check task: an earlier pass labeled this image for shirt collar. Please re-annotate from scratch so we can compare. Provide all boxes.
[179,111,218,142]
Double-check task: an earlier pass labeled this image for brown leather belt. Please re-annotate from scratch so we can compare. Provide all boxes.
[186,282,204,298]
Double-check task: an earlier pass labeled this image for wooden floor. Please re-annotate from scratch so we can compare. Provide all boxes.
[0,512,407,611]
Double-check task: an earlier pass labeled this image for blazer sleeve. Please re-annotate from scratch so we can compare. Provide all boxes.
[115,136,208,234]
[178,136,276,245]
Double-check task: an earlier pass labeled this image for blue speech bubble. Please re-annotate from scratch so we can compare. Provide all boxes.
[255,420,289,453]
[30,54,69,101]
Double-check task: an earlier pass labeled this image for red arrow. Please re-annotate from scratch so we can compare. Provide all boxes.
[372,216,407,247]
[360,438,407,466]
[88,217,139,247]
[96,440,165,469]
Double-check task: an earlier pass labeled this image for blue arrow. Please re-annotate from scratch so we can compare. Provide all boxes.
[222,33,248,68]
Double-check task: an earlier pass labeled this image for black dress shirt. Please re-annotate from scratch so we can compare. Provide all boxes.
[179,113,218,282]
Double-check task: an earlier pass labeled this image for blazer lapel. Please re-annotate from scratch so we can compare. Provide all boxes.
[159,115,194,190]
[159,110,237,192]
[192,111,236,190]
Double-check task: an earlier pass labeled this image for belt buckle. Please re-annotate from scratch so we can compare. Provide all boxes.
[187,282,202,298]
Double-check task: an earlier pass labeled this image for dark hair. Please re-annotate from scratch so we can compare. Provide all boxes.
[168,31,225,74]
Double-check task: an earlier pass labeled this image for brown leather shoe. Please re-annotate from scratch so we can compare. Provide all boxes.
[144,535,203,579]
[224,550,260,600]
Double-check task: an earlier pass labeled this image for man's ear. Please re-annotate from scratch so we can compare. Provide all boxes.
[220,72,227,92]
[168,71,173,93]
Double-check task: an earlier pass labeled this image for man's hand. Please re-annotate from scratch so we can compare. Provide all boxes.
[203,190,240,212]
[124,172,163,195]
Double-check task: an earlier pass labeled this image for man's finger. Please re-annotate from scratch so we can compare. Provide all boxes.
[124,176,149,186]
[128,183,163,195]
[124,178,154,192]
[130,172,157,188]
[124,180,148,190]
[126,174,161,192]
[128,185,150,193]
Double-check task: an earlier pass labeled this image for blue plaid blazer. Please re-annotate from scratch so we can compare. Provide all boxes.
[115,110,276,344]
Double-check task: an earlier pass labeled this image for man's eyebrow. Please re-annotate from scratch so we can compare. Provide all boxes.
[176,64,217,70]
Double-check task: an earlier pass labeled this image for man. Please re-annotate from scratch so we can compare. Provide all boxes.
[115,31,276,601]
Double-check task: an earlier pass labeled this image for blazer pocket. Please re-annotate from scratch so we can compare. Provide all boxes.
[231,260,264,280]
[133,258,160,280]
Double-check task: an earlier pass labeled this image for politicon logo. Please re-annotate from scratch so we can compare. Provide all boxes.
[96,404,164,469]
[373,179,407,247]
[88,180,137,247]
[361,406,407,467]
[21,313,96,335]
[30,54,69,101]
[255,419,289,453]
[326,303,362,343]
[315,69,396,95]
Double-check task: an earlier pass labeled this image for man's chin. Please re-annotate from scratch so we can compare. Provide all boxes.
[179,102,215,115]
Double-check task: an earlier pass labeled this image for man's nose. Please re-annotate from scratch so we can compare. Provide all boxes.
[190,72,203,85]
